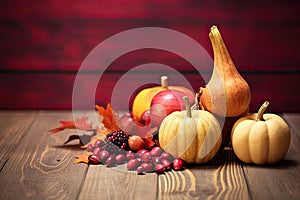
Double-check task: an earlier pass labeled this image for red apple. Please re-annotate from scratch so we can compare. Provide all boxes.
[150,89,195,127]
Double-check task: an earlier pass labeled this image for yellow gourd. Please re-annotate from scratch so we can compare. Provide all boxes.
[159,96,222,163]
[231,101,291,164]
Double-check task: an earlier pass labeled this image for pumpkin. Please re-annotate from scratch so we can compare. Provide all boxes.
[159,96,222,163]
[132,76,194,124]
[231,101,291,164]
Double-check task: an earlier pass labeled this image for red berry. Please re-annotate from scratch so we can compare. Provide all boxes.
[94,140,104,148]
[103,131,129,155]
[106,155,116,167]
[155,164,165,174]
[99,150,110,163]
[127,159,140,170]
[153,157,162,164]
[141,163,154,173]
[172,158,184,171]
[160,152,174,162]
[136,157,142,164]
[161,159,171,171]
[116,154,126,164]
[88,154,100,164]
[136,166,144,174]
[126,150,134,154]
[93,147,101,156]
[151,147,163,157]
[142,152,152,163]
[126,151,135,161]
[137,149,148,157]
[121,143,127,149]
[87,144,95,152]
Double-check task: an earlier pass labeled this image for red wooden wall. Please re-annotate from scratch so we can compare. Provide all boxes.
[0,0,299,113]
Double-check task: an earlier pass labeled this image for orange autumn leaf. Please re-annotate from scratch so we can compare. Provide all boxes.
[74,152,92,164]
[95,103,120,132]
[49,115,92,134]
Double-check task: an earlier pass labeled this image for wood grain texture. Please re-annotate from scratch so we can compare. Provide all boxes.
[241,114,300,199]
[0,73,299,113]
[0,1,299,73]
[0,1,299,111]
[282,113,300,140]
[0,19,299,73]
[0,111,38,170]
[158,147,250,200]
[0,111,88,200]
[1,0,299,19]
[0,111,299,199]
[78,164,157,200]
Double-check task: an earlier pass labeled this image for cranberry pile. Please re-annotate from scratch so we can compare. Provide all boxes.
[87,131,184,174]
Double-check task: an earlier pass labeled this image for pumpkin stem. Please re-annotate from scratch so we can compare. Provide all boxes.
[191,93,199,110]
[256,101,270,121]
[161,76,168,88]
[183,96,192,118]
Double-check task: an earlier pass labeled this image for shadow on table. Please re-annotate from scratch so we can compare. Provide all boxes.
[241,159,298,170]
[51,144,83,150]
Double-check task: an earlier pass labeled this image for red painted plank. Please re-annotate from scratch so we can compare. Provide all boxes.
[0,20,299,72]
[0,73,299,113]
[0,0,298,20]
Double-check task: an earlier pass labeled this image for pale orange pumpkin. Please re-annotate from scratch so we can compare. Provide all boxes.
[231,101,291,164]
[199,25,251,117]
[159,96,222,163]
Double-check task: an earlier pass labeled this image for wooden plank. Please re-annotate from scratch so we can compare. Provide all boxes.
[282,114,300,139]
[0,19,299,73]
[244,74,300,114]
[158,147,250,200]
[0,73,299,113]
[0,73,207,110]
[0,0,298,20]
[0,111,38,170]
[78,164,157,200]
[0,111,88,199]
[242,114,300,199]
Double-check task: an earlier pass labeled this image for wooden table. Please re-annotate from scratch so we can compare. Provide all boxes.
[0,111,299,200]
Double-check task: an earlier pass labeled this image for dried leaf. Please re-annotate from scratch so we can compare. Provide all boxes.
[64,135,81,144]
[49,115,92,134]
[141,127,158,149]
[143,136,155,149]
[80,127,108,148]
[74,152,92,164]
[64,133,97,146]
[95,104,120,132]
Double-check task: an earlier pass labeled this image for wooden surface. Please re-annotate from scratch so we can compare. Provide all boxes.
[0,110,299,199]
[0,1,300,112]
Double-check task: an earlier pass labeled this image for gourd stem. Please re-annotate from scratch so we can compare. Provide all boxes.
[183,96,192,118]
[256,101,270,121]
[161,76,168,88]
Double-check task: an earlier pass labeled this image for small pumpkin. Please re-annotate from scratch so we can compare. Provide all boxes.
[132,76,194,124]
[159,96,222,163]
[231,101,291,164]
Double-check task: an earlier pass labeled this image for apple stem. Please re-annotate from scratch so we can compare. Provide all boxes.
[183,96,192,118]
[256,101,269,121]
[161,76,168,88]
